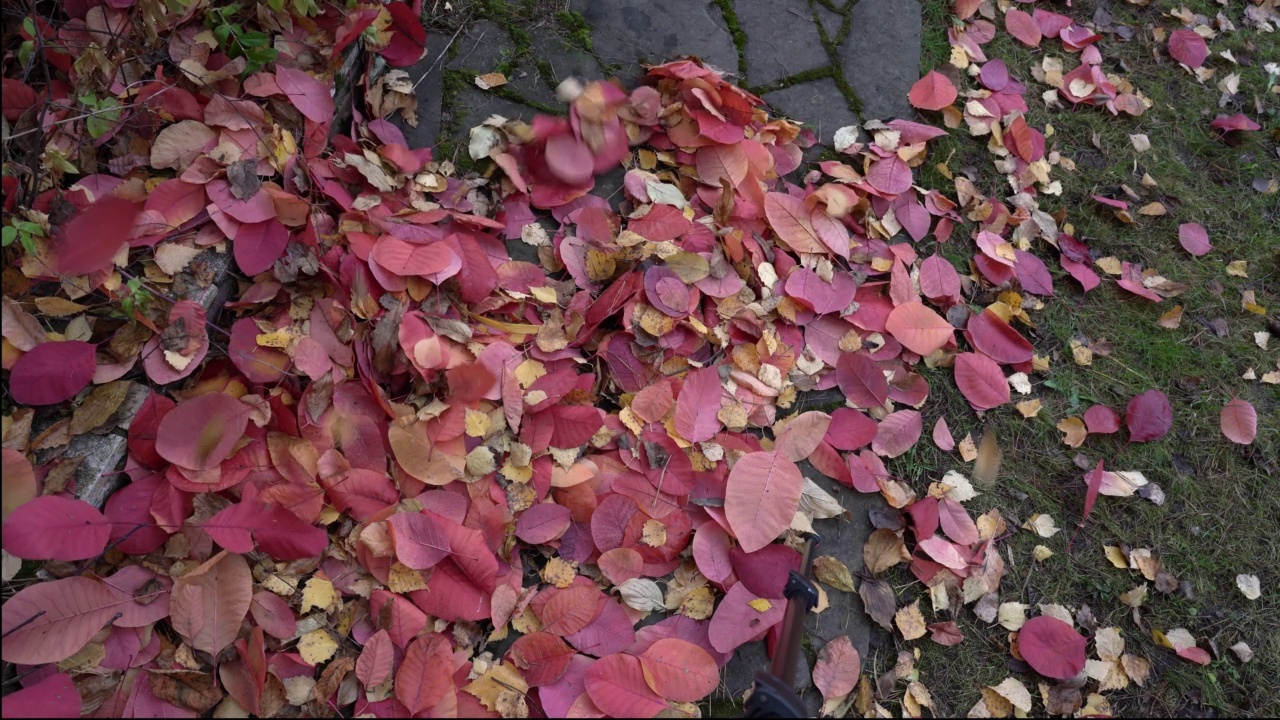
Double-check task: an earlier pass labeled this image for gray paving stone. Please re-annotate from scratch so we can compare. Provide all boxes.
[762,78,858,145]
[394,32,450,150]
[840,0,922,120]
[69,381,149,510]
[452,21,516,74]
[815,3,845,40]
[508,35,601,108]
[738,0,830,87]
[568,0,738,81]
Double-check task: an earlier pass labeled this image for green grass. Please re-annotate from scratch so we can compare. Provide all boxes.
[884,0,1279,715]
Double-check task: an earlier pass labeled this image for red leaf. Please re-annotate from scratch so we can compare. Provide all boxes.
[396,635,453,713]
[938,498,979,545]
[692,523,734,584]
[381,0,427,67]
[1220,398,1257,445]
[371,236,461,278]
[639,638,719,702]
[884,301,953,356]
[908,71,958,111]
[1019,616,1087,680]
[1083,459,1104,523]
[825,408,879,451]
[1126,389,1172,443]
[928,621,965,646]
[155,392,251,470]
[1178,223,1212,256]
[871,410,923,458]
[510,632,577,686]
[1005,9,1042,47]
[1,673,82,718]
[1168,29,1208,68]
[812,635,860,701]
[516,502,572,544]
[228,317,292,384]
[709,582,786,654]
[3,496,110,560]
[356,629,395,688]
[275,66,335,123]
[204,491,327,560]
[542,585,603,637]
[954,352,1010,410]
[1013,249,1055,296]
[547,405,606,447]
[8,340,97,406]
[674,366,723,442]
[56,196,141,276]
[584,653,670,719]
[0,577,119,664]
[170,551,253,655]
[1083,405,1122,434]
[598,547,645,585]
[725,451,804,553]
[233,219,290,276]
[967,309,1034,364]
[918,535,967,570]
[837,352,889,409]
[696,144,749,186]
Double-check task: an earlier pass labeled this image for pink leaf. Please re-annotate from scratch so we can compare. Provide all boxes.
[1,673,82,718]
[55,196,142,276]
[908,71,958,111]
[544,134,594,185]
[8,340,97,406]
[764,192,826,254]
[825,408,879,451]
[1178,223,1212,256]
[228,317,291,384]
[1168,29,1208,68]
[884,301,954,356]
[1126,389,1172,443]
[967,308,1034,364]
[692,523,734,584]
[812,635,860,700]
[725,451,804,553]
[233,218,290,276]
[871,410,923,458]
[866,155,913,195]
[938,498,979,545]
[674,367,724,442]
[954,352,1010,410]
[696,144,749,186]
[387,511,452,570]
[204,491,327,560]
[932,416,956,451]
[1019,616,1087,680]
[837,352,889,409]
[0,577,121,664]
[155,392,251,470]
[275,66,335,123]
[928,621,965,646]
[1210,113,1260,133]
[709,582,787,654]
[170,551,253,655]
[510,632,577,686]
[357,629,395,688]
[3,496,110,560]
[1013,249,1055,296]
[918,535,967,570]
[547,405,606,447]
[250,590,296,640]
[371,236,461,278]
[396,635,453,712]
[1006,9,1042,47]
[919,254,961,304]
[1220,398,1257,445]
[775,411,833,463]
[639,638,719,702]
[1083,405,1122,434]
[516,503,572,544]
[584,653,670,718]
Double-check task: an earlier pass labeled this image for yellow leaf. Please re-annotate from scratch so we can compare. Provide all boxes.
[1226,260,1248,277]
[1015,399,1042,418]
[465,409,492,438]
[1095,256,1123,275]
[1104,545,1129,569]
[1024,513,1059,538]
[256,329,295,349]
[1070,339,1093,366]
[529,286,558,304]
[1157,305,1184,329]
[301,577,337,614]
[679,585,715,620]
[958,433,978,462]
[298,628,338,665]
[513,358,545,388]
[1056,416,1087,448]
[541,557,576,588]
[474,72,508,90]
[748,598,773,612]
[895,600,927,640]
[813,556,856,593]
[1032,545,1054,562]
[1137,202,1166,216]
[387,562,428,593]
[33,297,88,316]
[640,519,666,548]
[463,662,528,712]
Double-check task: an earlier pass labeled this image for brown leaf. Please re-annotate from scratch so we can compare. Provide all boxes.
[859,578,896,631]
[312,656,355,704]
[973,430,1001,484]
[227,159,263,200]
[813,556,855,593]
[894,600,927,640]
[70,381,130,435]
[149,671,224,713]
[863,529,908,575]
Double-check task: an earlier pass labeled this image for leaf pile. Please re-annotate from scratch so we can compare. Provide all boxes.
[2,0,1273,717]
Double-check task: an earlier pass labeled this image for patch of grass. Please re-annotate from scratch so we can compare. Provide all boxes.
[711,0,750,80]
[885,0,1279,716]
[556,9,594,53]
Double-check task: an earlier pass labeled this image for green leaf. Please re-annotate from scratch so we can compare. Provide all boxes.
[1,226,16,248]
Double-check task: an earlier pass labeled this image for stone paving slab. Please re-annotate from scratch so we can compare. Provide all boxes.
[764,77,860,145]
[737,1,829,87]
[842,0,923,120]
[569,0,740,81]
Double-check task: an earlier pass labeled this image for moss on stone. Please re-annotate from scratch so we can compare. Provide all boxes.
[557,9,594,53]
[711,0,749,80]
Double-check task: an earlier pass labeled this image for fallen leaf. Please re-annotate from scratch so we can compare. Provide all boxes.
[1235,574,1261,600]
[895,600,927,640]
